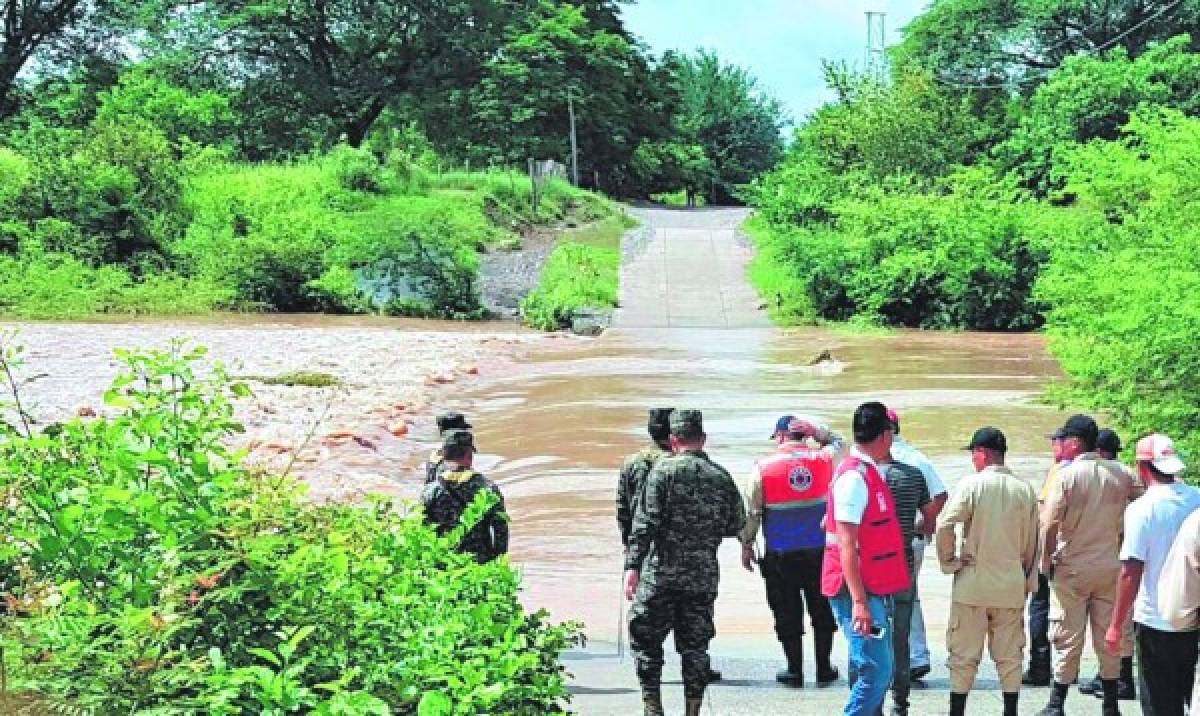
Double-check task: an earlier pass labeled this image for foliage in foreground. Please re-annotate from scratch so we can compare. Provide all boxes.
[0,339,581,714]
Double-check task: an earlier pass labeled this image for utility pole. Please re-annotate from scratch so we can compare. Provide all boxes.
[568,88,580,186]
[866,10,887,79]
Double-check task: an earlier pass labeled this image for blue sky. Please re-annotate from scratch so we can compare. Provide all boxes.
[621,1,930,125]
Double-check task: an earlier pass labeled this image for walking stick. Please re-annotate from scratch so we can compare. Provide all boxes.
[617,573,627,662]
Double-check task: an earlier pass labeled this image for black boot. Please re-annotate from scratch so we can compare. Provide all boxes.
[1003,692,1019,716]
[1035,681,1069,716]
[1117,656,1136,700]
[1101,678,1121,716]
[775,638,803,686]
[1079,671,1102,695]
[949,692,967,716]
[1023,658,1052,687]
[641,687,664,716]
[814,629,839,685]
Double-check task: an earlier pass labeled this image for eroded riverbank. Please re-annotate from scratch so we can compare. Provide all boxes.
[0,315,575,501]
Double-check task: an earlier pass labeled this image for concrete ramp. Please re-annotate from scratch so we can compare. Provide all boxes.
[613,207,771,329]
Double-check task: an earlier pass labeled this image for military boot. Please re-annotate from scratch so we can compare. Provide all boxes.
[814,629,840,685]
[949,692,967,716]
[640,688,664,716]
[1117,656,1136,700]
[684,697,703,716]
[775,638,804,686]
[1035,682,1069,716]
[1101,678,1121,716]
[1003,692,1019,716]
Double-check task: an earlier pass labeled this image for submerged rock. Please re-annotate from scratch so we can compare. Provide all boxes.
[571,307,612,337]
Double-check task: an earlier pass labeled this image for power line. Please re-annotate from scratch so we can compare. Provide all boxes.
[932,0,1185,90]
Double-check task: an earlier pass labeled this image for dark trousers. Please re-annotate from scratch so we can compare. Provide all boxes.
[762,548,837,642]
[890,585,916,711]
[1136,623,1199,716]
[1027,573,1050,668]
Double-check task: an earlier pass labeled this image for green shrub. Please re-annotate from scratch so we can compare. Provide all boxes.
[328,144,386,193]
[0,340,582,713]
[1035,110,1200,460]
[521,243,618,330]
[0,147,31,215]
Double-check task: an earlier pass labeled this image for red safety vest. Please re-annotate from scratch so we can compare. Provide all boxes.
[759,444,833,552]
[820,455,911,597]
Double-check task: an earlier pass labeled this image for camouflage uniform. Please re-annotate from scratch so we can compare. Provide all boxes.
[420,431,508,562]
[626,410,747,704]
[617,446,669,546]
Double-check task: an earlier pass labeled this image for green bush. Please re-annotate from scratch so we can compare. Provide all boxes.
[0,340,582,714]
[521,243,618,330]
[329,145,386,193]
[1035,110,1200,459]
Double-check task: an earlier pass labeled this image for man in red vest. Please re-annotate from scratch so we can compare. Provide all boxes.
[823,401,912,715]
[740,414,844,686]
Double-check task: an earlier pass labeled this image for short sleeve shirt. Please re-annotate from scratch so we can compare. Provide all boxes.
[1120,482,1200,630]
[882,461,932,570]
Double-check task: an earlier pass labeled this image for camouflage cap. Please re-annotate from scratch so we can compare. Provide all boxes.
[647,408,675,433]
[669,409,704,437]
[436,412,472,434]
[441,429,476,452]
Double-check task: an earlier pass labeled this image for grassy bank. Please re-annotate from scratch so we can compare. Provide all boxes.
[521,214,636,331]
[0,136,615,320]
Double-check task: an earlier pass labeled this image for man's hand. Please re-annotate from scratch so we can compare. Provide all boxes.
[741,544,756,572]
[1104,624,1123,656]
[624,569,640,601]
[851,599,873,636]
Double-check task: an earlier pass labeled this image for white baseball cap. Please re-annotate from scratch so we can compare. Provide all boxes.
[1136,433,1186,475]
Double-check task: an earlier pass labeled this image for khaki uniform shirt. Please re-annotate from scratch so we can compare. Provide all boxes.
[936,465,1039,608]
[1039,453,1138,576]
[1160,508,1200,632]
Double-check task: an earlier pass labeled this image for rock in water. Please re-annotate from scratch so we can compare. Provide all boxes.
[571,307,612,337]
[807,349,835,366]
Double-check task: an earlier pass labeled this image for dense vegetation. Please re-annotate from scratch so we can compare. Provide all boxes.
[0,339,582,713]
[748,0,1200,456]
[0,1,785,321]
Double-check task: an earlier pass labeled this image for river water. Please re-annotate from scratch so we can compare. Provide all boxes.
[462,325,1067,647]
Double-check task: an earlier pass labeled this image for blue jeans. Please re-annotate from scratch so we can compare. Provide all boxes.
[830,590,895,716]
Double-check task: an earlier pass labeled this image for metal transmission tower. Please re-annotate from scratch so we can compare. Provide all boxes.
[865,10,887,78]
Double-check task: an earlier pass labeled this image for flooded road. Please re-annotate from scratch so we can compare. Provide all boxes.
[467,326,1065,645]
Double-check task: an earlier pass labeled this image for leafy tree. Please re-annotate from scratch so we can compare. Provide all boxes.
[896,0,1200,86]
[155,0,515,154]
[666,50,787,204]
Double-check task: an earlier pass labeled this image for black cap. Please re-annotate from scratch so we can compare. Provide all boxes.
[441,429,475,452]
[1046,427,1067,440]
[1060,414,1099,447]
[1097,428,1122,455]
[852,402,892,444]
[648,408,674,435]
[964,427,1007,453]
[436,412,472,434]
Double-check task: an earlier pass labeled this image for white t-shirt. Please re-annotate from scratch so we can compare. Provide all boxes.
[892,436,947,498]
[831,447,875,525]
[1120,482,1200,630]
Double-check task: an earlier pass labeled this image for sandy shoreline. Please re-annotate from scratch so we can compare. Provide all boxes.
[0,316,577,502]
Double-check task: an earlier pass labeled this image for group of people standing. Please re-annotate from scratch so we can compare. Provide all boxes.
[616,403,1200,716]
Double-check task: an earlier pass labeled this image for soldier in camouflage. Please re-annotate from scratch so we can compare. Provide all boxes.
[420,430,509,562]
[424,412,473,483]
[624,410,747,716]
[616,408,674,548]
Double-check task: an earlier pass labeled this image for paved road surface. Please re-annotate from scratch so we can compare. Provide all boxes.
[614,207,769,329]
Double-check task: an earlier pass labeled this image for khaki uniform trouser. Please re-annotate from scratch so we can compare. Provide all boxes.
[1049,567,1120,683]
[947,602,1025,693]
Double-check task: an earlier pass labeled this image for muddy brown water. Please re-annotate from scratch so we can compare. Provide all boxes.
[460,325,1067,648]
